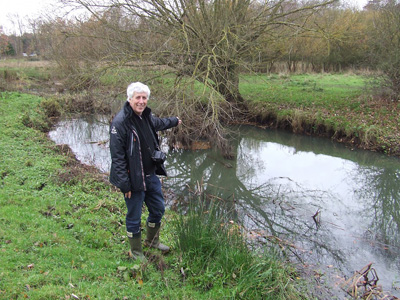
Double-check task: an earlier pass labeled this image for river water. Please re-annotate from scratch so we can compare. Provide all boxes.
[49,115,400,298]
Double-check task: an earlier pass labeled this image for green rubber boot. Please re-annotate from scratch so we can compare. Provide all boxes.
[144,222,170,253]
[127,231,146,261]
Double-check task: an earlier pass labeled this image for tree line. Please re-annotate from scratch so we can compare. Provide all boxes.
[2,1,399,94]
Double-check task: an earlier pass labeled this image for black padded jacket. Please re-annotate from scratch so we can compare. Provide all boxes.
[109,102,179,193]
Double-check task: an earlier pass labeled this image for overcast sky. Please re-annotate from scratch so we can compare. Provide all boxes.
[1,0,61,34]
[1,0,370,34]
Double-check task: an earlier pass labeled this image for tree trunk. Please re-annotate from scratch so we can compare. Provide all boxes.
[212,63,247,112]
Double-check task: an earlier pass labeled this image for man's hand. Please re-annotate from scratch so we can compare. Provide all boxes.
[125,191,132,198]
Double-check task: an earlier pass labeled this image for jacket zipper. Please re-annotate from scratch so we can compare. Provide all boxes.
[131,128,146,191]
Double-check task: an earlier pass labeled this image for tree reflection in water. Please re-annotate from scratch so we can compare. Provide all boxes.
[164,125,400,297]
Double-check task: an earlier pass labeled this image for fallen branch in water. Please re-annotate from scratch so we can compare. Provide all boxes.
[312,209,321,228]
[341,262,398,299]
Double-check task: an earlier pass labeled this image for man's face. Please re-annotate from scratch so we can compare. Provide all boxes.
[129,92,148,116]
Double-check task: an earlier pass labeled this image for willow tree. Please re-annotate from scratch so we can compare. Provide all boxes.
[57,0,335,152]
[63,0,335,103]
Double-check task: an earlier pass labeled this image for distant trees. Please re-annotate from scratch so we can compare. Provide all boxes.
[249,5,362,73]
[4,43,16,56]
[366,0,400,99]
[0,31,38,57]
[301,5,368,71]
[0,29,11,56]
[0,27,16,56]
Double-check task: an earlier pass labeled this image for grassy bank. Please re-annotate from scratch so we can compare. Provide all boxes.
[0,92,305,299]
[242,73,400,156]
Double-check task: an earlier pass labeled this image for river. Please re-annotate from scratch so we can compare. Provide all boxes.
[49,115,400,298]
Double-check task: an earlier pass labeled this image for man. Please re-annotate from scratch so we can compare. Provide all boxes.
[109,82,181,260]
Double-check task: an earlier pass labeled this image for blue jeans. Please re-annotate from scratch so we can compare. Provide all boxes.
[124,174,165,236]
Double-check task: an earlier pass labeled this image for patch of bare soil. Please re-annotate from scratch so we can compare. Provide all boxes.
[52,144,112,187]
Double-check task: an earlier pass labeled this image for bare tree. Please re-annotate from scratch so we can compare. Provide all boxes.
[63,0,335,103]
[367,0,400,100]
[49,0,336,154]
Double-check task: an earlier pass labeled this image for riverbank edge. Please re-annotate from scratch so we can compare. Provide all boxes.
[243,101,400,158]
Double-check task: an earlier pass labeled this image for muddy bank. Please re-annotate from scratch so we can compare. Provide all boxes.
[245,107,400,158]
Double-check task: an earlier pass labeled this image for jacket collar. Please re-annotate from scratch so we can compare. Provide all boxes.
[124,101,152,119]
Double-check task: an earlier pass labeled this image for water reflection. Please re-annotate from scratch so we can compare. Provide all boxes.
[48,115,111,173]
[49,118,400,297]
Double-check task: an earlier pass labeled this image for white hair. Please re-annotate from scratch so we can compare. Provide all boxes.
[126,82,150,101]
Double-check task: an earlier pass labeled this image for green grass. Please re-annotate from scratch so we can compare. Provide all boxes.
[174,198,302,299]
[0,67,51,82]
[240,73,400,155]
[240,73,366,108]
[0,92,305,299]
